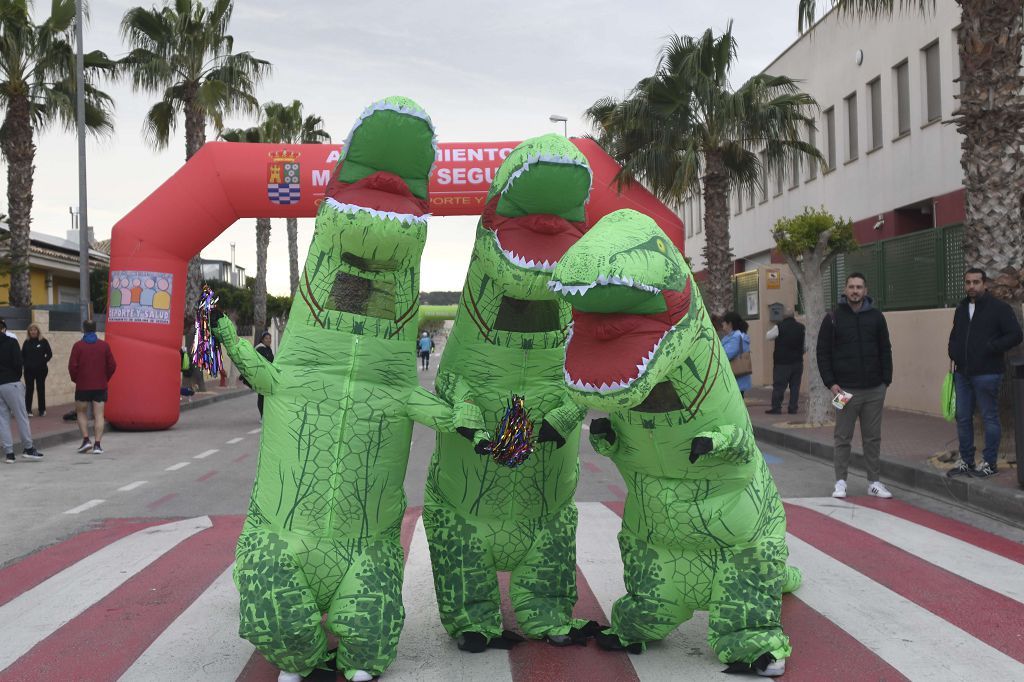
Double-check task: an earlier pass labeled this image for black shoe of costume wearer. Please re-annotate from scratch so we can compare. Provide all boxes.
[546,620,605,647]
[764,409,782,415]
[457,630,525,653]
[594,630,643,654]
[723,652,776,675]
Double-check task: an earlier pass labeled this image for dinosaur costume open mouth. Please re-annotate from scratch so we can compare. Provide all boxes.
[551,278,692,393]
[484,205,586,273]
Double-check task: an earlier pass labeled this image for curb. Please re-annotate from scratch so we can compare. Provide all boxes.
[23,388,252,453]
[754,423,1024,524]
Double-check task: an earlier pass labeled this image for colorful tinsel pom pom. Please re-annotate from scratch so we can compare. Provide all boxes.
[191,284,224,377]
[481,394,534,468]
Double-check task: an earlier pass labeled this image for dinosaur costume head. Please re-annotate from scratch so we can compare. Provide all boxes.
[293,96,435,333]
[474,134,592,300]
[549,209,699,412]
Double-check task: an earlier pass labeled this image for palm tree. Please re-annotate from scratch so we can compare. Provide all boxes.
[585,23,822,317]
[0,0,116,307]
[118,0,271,330]
[796,1,1024,302]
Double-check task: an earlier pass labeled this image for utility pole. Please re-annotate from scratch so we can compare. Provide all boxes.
[74,0,90,323]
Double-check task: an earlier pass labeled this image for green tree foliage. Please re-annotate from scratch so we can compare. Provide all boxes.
[771,207,856,260]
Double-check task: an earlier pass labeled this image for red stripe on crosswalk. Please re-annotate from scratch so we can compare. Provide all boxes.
[236,651,280,682]
[781,594,909,681]
[1,516,242,682]
[0,518,165,608]
[785,503,1024,663]
[848,497,1024,563]
[147,492,178,510]
[196,469,219,482]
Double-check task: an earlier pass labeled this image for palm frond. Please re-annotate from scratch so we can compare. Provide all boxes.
[797,0,936,33]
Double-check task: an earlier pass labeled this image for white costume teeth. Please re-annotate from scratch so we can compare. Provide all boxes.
[548,276,662,297]
[324,198,429,226]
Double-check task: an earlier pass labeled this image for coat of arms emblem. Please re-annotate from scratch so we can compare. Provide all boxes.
[267,150,301,205]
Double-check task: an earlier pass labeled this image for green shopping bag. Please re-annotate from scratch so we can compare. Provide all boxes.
[941,365,956,422]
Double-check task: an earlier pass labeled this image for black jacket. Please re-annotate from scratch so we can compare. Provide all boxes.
[0,334,23,384]
[773,317,805,365]
[947,293,1023,376]
[22,338,52,371]
[255,344,274,363]
[817,296,893,389]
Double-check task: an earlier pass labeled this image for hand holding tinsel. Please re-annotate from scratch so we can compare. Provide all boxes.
[192,284,224,377]
[479,395,534,468]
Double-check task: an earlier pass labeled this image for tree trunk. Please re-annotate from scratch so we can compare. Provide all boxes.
[287,216,299,297]
[700,151,733,318]
[253,217,271,337]
[956,0,1024,302]
[1,97,36,307]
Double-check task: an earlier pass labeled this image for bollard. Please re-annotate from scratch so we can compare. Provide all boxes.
[1012,357,1024,488]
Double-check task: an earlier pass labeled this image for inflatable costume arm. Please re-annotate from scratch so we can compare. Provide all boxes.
[688,424,757,465]
[405,378,487,444]
[213,316,280,395]
[539,401,588,448]
[588,417,620,458]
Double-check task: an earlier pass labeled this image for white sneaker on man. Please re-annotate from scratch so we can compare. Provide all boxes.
[868,481,893,498]
[831,480,847,498]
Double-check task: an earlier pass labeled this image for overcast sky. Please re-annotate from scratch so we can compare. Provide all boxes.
[15,0,807,295]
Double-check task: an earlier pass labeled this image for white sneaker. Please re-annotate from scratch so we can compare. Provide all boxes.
[831,480,847,498]
[868,481,893,498]
[758,658,786,677]
[277,672,302,682]
[350,671,373,682]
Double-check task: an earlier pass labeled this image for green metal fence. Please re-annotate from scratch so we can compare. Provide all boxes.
[823,224,965,311]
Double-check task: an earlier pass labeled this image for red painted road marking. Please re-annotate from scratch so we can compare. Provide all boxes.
[233,452,252,463]
[606,484,626,500]
[2,516,242,681]
[401,505,421,564]
[196,470,218,482]
[0,518,165,608]
[583,461,602,474]
[147,493,178,510]
[235,652,279,682]
[785,503,1024,663]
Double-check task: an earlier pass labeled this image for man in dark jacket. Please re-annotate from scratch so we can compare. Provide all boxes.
[0,318,42,463]
[817,273,893,499]
[766,307,805,415]
[69,320,117,455]
[946,268,1023,478]
[253,331,274,419]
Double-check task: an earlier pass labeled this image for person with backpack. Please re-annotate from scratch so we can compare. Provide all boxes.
[720,311,752,396]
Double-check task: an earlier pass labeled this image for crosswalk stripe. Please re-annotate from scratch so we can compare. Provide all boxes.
[0,516,213,671]
[247,428,261,434]
[118,481,148,492]
[788,497,1024,605]
[166,462,190,471]
[388,518,514,682]
[576,502,726,681]
[63,498,105,514]
[194,449,219,459]
[785,533,1024,679]
[118,565,252,682]
[226,437,244,444]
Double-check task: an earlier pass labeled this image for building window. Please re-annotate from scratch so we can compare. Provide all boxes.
[823,107,836,170]
[844,93,858,162]
[695,192,702,233]
[790,153,800,189]
[759,150,768,202]
[894,59,910,137]
[774,162,784,197]
[923,40,942,122]
[685,200,693,237]
[807,122,818,180]
[747,183,755,210]
[734,188,742,216]
[868,77,883,150]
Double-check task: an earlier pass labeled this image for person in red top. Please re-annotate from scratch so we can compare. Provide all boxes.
[68,319,117,454]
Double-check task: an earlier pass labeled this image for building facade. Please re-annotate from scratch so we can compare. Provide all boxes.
[0,225,109,307]
[201,259,247,287]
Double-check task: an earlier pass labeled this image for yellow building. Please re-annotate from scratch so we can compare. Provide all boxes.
[0,226,109,306]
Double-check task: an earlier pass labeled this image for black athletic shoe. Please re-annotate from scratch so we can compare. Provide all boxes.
[947,460,973,477]
[22,448,43,460]
[972,462,998,477]
[4,452,14,463]
[764,409,782,415]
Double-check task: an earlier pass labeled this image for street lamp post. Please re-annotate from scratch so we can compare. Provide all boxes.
[549,114,568,137]
[74,0,90,324]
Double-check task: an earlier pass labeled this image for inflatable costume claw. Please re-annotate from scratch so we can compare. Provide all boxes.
[424,134,596,648]
[549,209,800,676]
[214,97,484,680]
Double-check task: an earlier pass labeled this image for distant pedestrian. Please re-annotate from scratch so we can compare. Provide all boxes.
[22,323,52,417]
[0,317,42,463]
[418,331,432,371]
[68,320,117,455]
[254,331,274,419]
[946,268,1023,478]
[766,308,805,415]
[720,311,751,396]
[817,273,893,499]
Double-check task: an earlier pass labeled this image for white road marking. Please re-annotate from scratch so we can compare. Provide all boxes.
[225,437,244,445]
[0,516,213,670]
[786,533,1024,679]
[193,449,219,460]
[788,497,1024,605]
[118,565,252,682]
[63,499,106,515]
[247,428,261,435]
[165,462,190,471]
[117,481,148,492]
[388,518,514,682]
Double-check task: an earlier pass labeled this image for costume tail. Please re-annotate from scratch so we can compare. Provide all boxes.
[782,565,802,593]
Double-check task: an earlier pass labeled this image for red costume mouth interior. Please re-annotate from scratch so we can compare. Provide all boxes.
[326,171,429,217]
[482,196,586,270]
[565,280,692,391]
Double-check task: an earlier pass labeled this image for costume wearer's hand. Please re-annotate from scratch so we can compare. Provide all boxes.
[537,420,566,448]
[457,427,491,455]
[210,308,223,326]
[589,418,616,445]
[689,436,714,464]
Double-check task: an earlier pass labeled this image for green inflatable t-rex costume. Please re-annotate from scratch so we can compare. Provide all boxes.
[424,134,599,651]
[548,209,799,677]
[214,97,484,682]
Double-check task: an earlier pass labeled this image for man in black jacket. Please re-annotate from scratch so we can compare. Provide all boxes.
[946,268,1023,478]
[766,307,805,415]
[0,318,42,463]
[817,273,893,499]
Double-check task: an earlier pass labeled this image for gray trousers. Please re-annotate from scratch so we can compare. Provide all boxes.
[0,381,33,453]
[833,383,886,483]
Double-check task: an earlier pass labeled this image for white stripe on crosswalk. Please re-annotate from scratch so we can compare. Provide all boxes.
[247,428,261,434]
[576,502,726,681]
[0,516,213,671]
[786,533,1024,679]
[226,437,244,444]
[117,481,147,492]
[118,565,252,682]
[388,518,514,682]
[64,499,105,514]
[193,449,219,460]
[787,497,1024,605]
[165,462,189,471]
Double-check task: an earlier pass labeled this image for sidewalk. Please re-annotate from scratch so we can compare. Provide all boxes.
[745,386,1024,523]
[7,385,251,453]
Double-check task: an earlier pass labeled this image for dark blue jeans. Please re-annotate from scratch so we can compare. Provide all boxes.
[953,372,1002,467]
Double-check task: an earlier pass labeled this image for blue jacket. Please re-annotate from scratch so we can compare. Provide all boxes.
[722,330,752,391]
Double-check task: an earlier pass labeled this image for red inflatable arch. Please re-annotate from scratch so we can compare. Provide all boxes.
[105,139,684,430]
